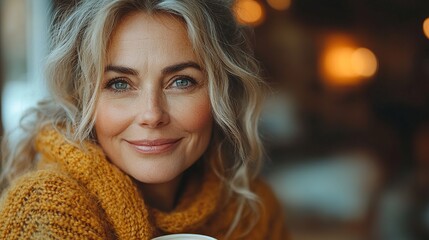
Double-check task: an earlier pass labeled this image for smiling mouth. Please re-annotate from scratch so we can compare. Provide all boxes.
[125,138,182,154]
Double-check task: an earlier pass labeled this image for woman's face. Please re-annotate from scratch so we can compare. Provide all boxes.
[95,12,213,184]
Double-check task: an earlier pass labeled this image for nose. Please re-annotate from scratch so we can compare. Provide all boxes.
[135,91,169,128]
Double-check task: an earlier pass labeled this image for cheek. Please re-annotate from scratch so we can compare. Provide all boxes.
[95,98,131,138]
[172,94,213,133]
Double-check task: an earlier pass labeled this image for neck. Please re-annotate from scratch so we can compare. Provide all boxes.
[137,175,184,212]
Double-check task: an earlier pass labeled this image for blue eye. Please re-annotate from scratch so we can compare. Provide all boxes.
[174,79,190,87]
[171,77,195,89]
[105,79,131,92]
[112,81,129,90]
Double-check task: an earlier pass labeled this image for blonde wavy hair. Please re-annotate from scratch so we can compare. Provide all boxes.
[1,0,267,236]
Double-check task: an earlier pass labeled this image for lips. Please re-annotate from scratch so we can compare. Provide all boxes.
[125,138,182,154]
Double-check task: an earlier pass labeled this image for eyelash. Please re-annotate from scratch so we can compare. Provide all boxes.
[168,76,197,90]
[103,75,198,93]
[104,78,132,93]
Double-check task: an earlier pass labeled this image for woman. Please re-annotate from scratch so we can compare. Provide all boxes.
[0,0,287,239]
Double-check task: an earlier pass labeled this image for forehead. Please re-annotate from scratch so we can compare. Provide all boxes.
[105,11,203,71]
[108,12,193,56]
[114,12,187,39]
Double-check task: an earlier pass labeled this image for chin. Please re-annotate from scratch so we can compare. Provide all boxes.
[131,169,183,185]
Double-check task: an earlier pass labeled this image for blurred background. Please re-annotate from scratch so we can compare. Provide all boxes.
[1,0,429,239]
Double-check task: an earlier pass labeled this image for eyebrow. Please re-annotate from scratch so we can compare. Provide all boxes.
[162,61,202,75]
[104,65,138,75]
[104,61,202,76]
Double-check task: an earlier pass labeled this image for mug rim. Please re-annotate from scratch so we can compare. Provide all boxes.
[151,233,217,240]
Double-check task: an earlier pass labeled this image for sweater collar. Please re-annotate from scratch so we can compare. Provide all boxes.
[35,128,221,237]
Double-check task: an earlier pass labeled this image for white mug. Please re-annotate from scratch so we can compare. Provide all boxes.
[152,233,217,240]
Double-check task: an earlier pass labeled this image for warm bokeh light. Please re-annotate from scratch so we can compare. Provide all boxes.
[321,37,378,86]
[267,0,292,11]
[423,17,429,39]
[234,0,265,26]
[324,47,356,79]
[351,48,378,77]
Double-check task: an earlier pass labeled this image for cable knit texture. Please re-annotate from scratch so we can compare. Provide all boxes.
[0,128,288,239]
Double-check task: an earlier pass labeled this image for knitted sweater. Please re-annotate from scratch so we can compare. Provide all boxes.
[0,129,288,239]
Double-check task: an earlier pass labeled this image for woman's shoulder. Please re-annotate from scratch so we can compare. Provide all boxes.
[0,169,111,239]
[250,176,290,240]
[251,176,282,208]
[250,176,286,222]
[0,168,86,204]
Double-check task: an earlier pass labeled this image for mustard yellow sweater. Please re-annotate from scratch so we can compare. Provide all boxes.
[0,129,288,239]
